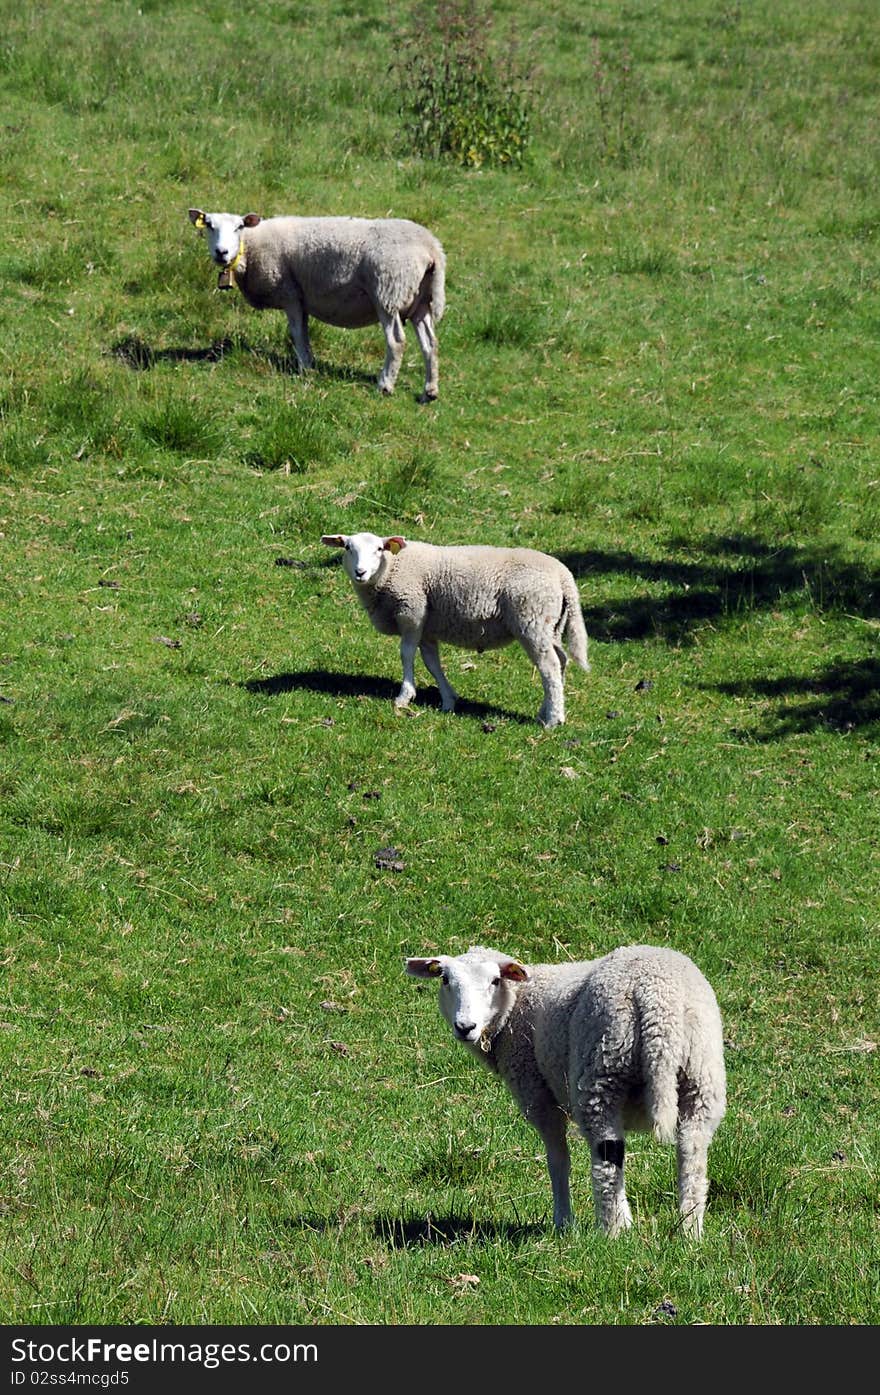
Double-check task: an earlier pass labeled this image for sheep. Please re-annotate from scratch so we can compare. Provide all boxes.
[405,944,726,1238]
[319,532,589,728]
[188,208,446,401]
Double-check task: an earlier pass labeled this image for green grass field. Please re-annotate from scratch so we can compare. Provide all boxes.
[0,0,878,1325]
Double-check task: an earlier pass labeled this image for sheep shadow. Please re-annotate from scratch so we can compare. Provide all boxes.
[560,533,879,646]
[244,668,532,725]
[278,1212,542,1248]
[109,336,235,369]
[372,1213,543,1248]
[110,333,378,385]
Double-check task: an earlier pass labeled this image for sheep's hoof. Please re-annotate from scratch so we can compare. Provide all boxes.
[600,1205,633,1238]
[680,1211,704,1240]
[419,389,439,404]
[603,1220,633,1239]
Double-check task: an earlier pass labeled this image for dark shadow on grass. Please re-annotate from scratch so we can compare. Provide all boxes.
[246,670,399,702]
[110,335,234,370]
[557,534,879,738]
[560,534,879,645]
[244,668,532,724]
[705,657,880,738]
[110,334,376,385]
[278,1211,542,1246]
[372,1213,543,1247]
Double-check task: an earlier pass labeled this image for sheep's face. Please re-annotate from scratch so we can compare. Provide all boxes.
[321,532,406,586]
[406,950,529,1050]
[189,209,261,267]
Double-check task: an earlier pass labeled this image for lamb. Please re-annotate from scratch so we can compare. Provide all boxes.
[320,532,589,727]
[405,944,726,1238]
[188,208,446,400]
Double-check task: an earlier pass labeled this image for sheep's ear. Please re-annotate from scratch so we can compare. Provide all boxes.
[189,209,206,229]
[321,534,347,548]
[384,536,406,555]
[242,213,262,227]
[405,957,444,978]
[500,959,529,983]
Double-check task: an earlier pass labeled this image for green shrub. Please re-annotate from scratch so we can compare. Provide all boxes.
[392,0,532,169]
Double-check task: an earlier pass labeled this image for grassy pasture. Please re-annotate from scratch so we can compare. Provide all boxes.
[0,0,878,1325]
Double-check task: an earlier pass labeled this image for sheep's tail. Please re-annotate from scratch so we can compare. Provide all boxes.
[638,986,682,1144]
[561,571,590,672]
[428,247,446,323]
[646,1054,680,1145]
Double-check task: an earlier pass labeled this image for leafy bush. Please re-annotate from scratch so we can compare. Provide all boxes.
[392,0,532,169]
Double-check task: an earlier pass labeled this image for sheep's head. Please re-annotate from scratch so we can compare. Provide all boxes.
[188,209,261,268]
[321,532,406,586]
[406,947,529,1051]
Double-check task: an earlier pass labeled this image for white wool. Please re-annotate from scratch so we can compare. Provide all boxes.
[321,531,590,728]
[406,944,726,1238]
[189,209,446,400]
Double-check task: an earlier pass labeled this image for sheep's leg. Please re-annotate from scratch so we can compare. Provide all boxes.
[285,303,314,373]
[676,1120,714,1240]
[395,631,418,708]
[411,307,439,403]
[547,1137,574,1231]
[532,1108,573,1230]
[520,634,565,728]
[588,1136,633,1237]
[377,308,406,395]
[419,639,458,712]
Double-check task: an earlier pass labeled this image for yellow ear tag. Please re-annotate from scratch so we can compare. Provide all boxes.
[194,214,206,230]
